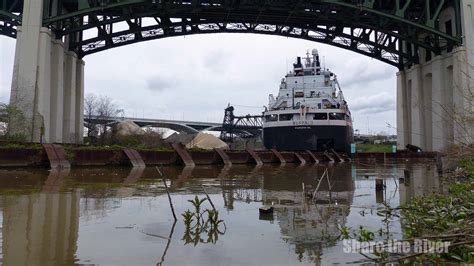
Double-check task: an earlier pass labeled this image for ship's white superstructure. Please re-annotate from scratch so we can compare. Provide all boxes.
[268,49,347,111]
[263,49,354,152]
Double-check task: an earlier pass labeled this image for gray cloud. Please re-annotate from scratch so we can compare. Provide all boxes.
[338,59,395,88]
[204,49,230,73]
[0,37,15,103]
[350,92,396,114]
[145,75,176,92]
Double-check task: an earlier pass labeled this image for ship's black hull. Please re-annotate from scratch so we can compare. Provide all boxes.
[263,125,353,153]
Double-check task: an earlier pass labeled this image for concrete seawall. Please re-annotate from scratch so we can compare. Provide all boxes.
[0,146,438,168]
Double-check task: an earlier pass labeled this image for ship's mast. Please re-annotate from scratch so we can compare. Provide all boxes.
[312,49,321,75]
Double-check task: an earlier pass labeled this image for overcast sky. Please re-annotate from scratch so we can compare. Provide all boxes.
[0,34,397,135]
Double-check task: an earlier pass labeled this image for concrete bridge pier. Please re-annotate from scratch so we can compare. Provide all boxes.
[9,0,84,144]
[397,1,474,151]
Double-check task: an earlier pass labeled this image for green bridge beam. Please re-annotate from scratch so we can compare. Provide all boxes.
[0,0,22,38]
[321,0,459,42]
[0,0,465,69]
[41,0,461,41]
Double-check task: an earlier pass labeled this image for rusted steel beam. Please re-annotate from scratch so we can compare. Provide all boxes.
[270,149,286,165]
[246,148,263,166]
[42,144,71,169]
[214,148,232,166]
[305,150,320,164]
[330,148,345,162]
[294,152,306,165]
[171,143,195,167]
[123,148,146,168]
[323,151,336,163]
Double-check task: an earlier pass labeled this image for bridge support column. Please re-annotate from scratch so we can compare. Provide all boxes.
[396,71,409,150]
[50,40,65,143]
[397,50,472,152]
[397,1,474,152]
[430,58,448,152]
[75,60,85,144]
[9,0,85,144]
[453,48,474,146]
[62,52,77,143]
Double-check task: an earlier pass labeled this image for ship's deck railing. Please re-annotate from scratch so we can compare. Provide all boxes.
[270,104,347,111]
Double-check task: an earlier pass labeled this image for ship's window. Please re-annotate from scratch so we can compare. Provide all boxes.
[265,115,278,122]
[329,113,345,120]
[345,114,351,121]
[313,113,328,120]
[279,114,293,121]
[294,92,304,98]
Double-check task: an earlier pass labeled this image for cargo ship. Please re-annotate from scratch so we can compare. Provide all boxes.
[263,49,354,152]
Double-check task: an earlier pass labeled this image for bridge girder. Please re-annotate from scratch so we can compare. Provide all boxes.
[0,0,21,38]
[0,0,464,69]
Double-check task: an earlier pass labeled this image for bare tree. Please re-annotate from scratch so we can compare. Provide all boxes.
[83,94,123,144]
[84,94,99,138]
[96,95,123,142]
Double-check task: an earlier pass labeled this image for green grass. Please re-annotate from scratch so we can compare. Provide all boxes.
[356,143,394,153]
[400,181,474,263]
[0,143,42,149]
[70,143,172,152]
[338,155,474,263]
[459,158,474,178]
[71,144,124,151]
[397,155,474,263]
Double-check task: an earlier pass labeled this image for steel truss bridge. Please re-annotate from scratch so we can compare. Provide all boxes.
[0,0,464,69]
[220,105,263,142]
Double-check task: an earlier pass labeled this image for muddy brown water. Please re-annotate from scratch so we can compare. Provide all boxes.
[0,162,441,265]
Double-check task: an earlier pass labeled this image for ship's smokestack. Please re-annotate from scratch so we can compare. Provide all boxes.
[293,56,303,76]
[293,56,303,70]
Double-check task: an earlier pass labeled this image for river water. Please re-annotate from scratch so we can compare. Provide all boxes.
[0,162,441,265]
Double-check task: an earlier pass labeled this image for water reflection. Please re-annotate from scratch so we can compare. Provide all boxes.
[221,165,264,210]
[398,163,442,205]
[261,165,354,263]
[0,162,442,265]
[2,190,80,265]
[171,166,194,189]
[117,167,145,197]
[43,169,70,193]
